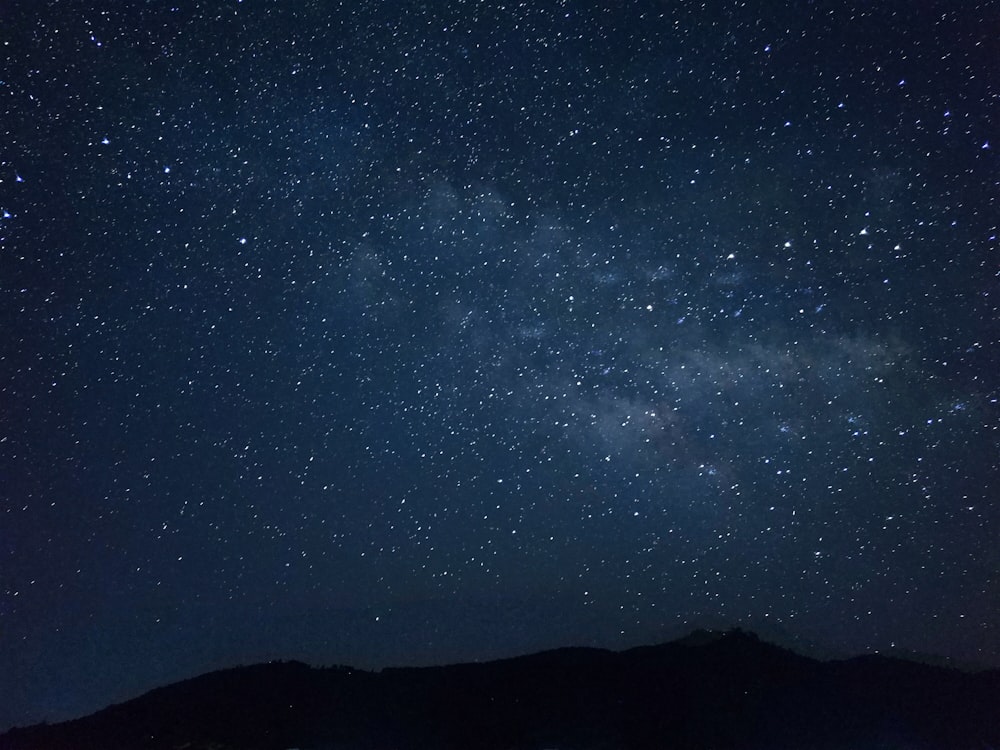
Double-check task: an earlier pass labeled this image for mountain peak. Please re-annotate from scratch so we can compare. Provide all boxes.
[2,630,996,750]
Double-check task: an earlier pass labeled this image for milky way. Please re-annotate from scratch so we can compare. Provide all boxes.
[1,0,997,730]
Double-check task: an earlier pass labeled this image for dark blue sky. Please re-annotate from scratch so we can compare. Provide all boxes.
[2,0,998,731]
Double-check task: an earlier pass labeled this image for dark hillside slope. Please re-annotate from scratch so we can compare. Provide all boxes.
[2,630,998,750]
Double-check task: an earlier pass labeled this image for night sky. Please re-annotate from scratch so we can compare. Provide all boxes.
[2,0,999,731]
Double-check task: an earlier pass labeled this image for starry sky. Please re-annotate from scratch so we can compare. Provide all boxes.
[2,0,999,731]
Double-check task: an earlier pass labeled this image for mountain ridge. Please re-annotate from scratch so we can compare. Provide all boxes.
[3,628,998,750]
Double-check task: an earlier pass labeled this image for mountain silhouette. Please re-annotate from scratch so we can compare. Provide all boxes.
[2,628,997,749]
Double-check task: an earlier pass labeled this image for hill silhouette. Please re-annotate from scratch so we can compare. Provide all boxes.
[2,629,997,749]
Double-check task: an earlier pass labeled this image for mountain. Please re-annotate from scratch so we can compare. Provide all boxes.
[2,629,998,750]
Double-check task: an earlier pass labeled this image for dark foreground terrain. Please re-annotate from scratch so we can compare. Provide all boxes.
[2,629,998,750]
